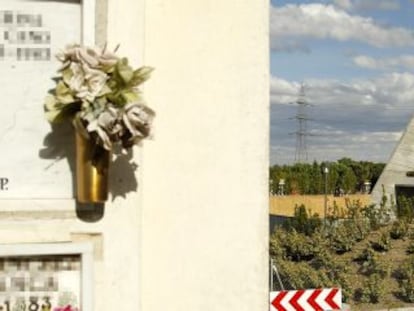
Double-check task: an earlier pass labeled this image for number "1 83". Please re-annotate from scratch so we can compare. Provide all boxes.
[0,297,52,311]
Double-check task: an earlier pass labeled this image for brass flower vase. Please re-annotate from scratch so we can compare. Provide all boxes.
[76,131,110,203]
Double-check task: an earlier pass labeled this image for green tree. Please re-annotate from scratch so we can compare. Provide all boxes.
[269,158,384,195]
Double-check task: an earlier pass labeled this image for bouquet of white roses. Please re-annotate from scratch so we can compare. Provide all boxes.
[44,44,155,152]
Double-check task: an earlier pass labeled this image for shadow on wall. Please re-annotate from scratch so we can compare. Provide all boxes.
[38,121,140,222]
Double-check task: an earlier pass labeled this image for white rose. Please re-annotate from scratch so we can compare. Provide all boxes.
[68,62,108,102]
[122,102,155,146]
[57,44,119,70]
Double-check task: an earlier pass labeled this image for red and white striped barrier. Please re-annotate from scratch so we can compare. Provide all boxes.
[270,288,342,311]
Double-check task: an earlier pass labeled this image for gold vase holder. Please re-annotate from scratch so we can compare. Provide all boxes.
[75,131,110,203]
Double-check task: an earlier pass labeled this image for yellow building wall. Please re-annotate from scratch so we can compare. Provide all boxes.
[270,194,373,217]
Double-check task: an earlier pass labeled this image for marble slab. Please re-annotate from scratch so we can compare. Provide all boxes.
[0,0,81,199]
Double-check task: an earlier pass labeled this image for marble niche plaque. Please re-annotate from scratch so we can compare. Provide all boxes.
[0,255,82,310]
[0,0,82,199]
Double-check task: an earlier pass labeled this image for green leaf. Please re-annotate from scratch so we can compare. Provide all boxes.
[120,57,129,66]
[44,95,59,111]
[98,84,112,96]
[107,79,118,90]
[62,68,73,85]
[101,63,116,74]
[118,65,134,84]
[45,108,73,123]
[45,109,63,123]
[121,90,139,103]
[55,81,70,96]
[106,93,124,106]
[95,96,108,106]
[131,66,154,86]
[115,58,135,84]
[57,93,75,105]
[135,66,154,78]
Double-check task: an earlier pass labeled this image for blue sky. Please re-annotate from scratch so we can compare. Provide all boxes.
[270,0,414,164]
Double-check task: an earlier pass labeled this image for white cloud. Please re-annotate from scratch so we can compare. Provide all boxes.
[334,0,400,11]
[353,55,414,70]
[270,73,414,164]
[302,72,414,109]
[271,129,402,164]
[270,77,301,104]
[350,131,402,143]
[270,4,414,48]
[308,130,402,163]
[352,55,378,69]
[310,127,402,143]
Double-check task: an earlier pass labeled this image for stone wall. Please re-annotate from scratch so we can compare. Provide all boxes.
[0,0,269,310]
[141,0,269,310]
